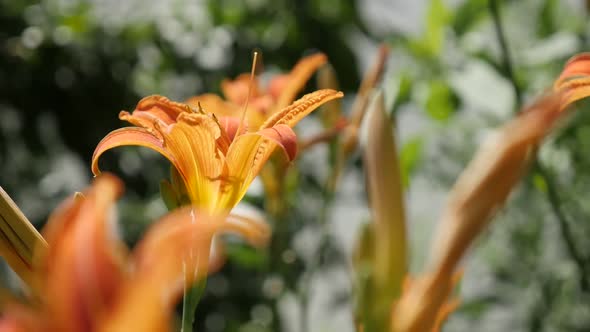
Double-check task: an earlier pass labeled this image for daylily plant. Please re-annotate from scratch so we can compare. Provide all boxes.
[92,89,343,214]
[391,92,565,332]
[388,49,590,331]
[0,174,268,332]
[354,51,590,331]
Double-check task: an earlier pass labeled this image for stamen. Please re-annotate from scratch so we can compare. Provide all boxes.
[234,51,259,143]
[190,101,205,114]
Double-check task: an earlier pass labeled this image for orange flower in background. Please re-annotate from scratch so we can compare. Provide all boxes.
[92,89,343,214]
[0,174,268,332]
[392,93,564,332]
[554,53,590,109]
[186,53,328,128]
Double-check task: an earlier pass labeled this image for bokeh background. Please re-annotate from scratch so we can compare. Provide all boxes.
[2,0,590,331]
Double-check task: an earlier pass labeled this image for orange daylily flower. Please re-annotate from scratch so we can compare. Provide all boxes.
[92,89,343,214]
[186,53,328,128]
[554,53,590,109]
[393,93,564,332]
[0,174,268,332]
[391,53,590,332]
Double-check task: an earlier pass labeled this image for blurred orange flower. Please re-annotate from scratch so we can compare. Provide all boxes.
[92,89,343,214]
[0,174,268,332]
[392,93,563,332]
[186,53,328,128]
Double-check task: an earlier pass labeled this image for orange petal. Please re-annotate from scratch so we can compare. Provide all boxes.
[561,83,590,109]
[221,74,262,105]
[185,93,241,118]
[261,89,344,129]
[161,113,224,209]
[554,53,590,110]
[218,116,244,142]
[217,125,297,210]
[119,95,192,135]
[392,273,459,332]
[393,94,562,332]
[100,208,269,332]
[91,127,177,176]
[0,303,44,332]
[554,53,590,88]
[430,93,563,276]
[273,53,328,110]
[258,124,298,161]
[39,174,126,331]
[226,212,271,248]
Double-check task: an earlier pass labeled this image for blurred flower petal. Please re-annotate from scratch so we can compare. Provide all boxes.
[273,53,327,110]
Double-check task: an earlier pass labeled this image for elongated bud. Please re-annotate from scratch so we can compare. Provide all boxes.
[363,91,407,293]
[354,91,407,331]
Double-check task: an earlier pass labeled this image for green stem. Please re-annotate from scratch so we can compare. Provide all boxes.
[181,266,207,332]
[534,162,590,291]
[489,0,523,108]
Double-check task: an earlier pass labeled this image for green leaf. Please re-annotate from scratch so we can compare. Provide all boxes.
[389,72,413,112]
[400,137,424,188]
[425,79,455,122]
[533,174,548,194]
[452,0,488,36]
[181,276,207,332]
[538,0,558,37]
[408,0,451,58]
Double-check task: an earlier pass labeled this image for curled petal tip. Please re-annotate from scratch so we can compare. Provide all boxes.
[91,126,176,177]
[259,125,298,161]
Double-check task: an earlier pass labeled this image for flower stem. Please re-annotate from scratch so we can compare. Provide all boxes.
[489,0,522,108]
[534,162,590,291]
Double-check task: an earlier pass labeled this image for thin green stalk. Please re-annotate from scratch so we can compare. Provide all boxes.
[489,0,522,107]
[181,263,207,332]
[534,162,590,291]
